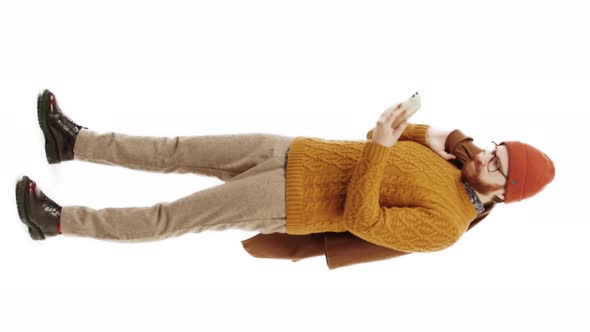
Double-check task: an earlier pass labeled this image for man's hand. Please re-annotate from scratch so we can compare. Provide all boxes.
[426,127,457,160]
[371,103,409,148]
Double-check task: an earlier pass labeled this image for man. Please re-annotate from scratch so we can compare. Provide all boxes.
[16,89,555,269]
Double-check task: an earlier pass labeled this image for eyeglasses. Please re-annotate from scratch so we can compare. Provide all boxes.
[483,141,507,179]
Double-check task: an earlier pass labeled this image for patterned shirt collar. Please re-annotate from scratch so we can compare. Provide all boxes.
[462,180,485,215]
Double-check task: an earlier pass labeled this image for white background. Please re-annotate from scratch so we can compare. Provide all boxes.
[1,1,587,331]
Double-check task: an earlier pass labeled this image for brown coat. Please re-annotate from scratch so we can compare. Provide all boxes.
[240,128,497,269]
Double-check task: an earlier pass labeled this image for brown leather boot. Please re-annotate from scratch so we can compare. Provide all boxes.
[37,89,87,164]
[15,176,62,240]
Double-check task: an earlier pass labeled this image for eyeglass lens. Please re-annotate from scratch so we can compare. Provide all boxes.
[484,143,500,172]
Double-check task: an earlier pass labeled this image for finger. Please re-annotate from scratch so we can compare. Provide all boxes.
[391,117,408,130]
[443,152,456,160]
[386,103,403,113]
[391,120,407,130]
[393,121,409,135]
[387,107,406,121]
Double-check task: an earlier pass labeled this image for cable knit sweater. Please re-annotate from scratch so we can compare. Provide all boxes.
[284,124,478,252]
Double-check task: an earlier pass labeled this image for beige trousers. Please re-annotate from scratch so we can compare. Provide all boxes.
[60,129,295,241]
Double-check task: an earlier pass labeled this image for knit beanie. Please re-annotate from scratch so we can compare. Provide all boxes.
[499,141,555,204]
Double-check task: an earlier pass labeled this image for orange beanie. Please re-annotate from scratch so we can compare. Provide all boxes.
[499,141,555,204]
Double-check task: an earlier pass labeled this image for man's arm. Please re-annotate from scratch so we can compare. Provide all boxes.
[342,140,462,252]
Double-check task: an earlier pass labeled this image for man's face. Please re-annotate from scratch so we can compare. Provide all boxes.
[461,144,510,198]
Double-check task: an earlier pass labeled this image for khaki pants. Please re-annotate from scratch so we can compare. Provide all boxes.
[60,129,295,241]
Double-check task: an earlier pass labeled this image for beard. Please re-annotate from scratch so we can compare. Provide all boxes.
[461,159,505,195]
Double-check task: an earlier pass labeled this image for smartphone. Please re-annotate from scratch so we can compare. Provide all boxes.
[391,91,421,128]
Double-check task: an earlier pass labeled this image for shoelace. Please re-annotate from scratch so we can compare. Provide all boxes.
[48,96,85,136]
[39,190,62,217]
[49,112,81,136]
[42,204,61,218]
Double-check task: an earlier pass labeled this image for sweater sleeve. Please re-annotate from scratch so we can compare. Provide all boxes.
[366,124,431,147]
[445,129,485,169]
[342,141,462,252]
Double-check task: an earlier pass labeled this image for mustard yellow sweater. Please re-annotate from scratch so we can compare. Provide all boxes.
[284,124,479,253]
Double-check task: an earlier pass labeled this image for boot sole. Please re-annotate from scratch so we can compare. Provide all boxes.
[37,90,61,164]
[15,176,46,240]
